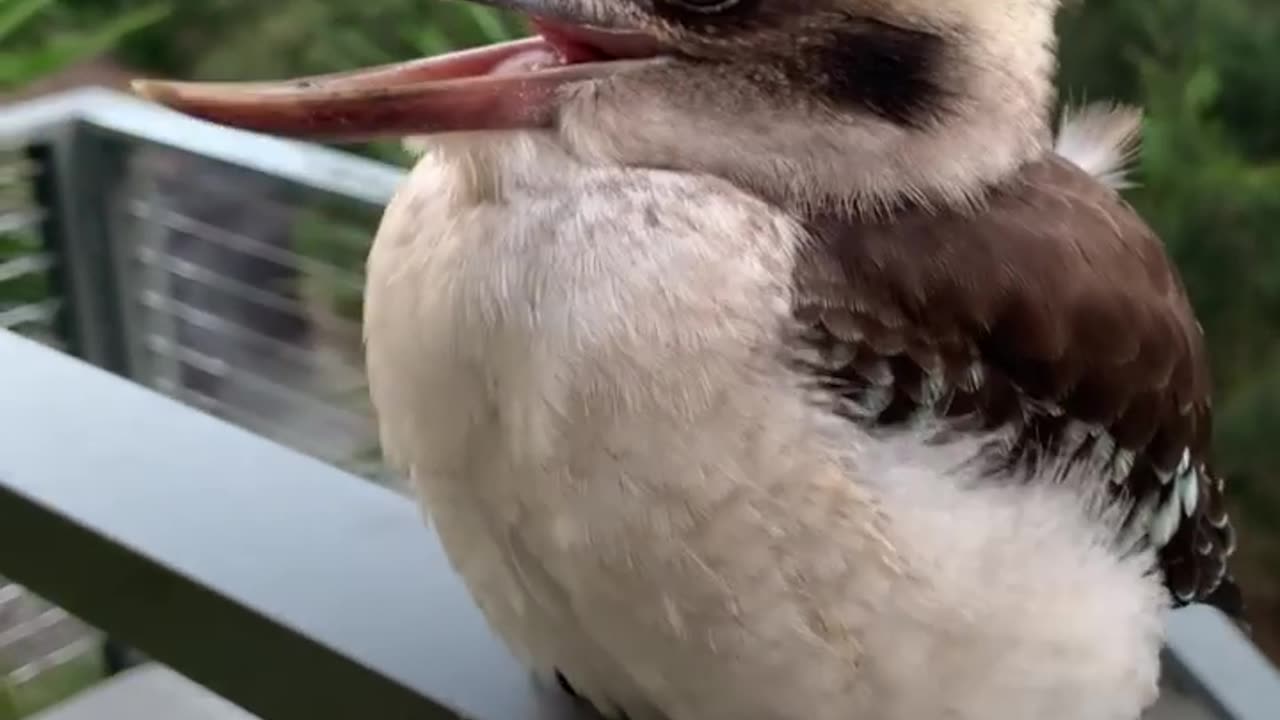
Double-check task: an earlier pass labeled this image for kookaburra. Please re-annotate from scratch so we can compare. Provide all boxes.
[136,0,1244,717]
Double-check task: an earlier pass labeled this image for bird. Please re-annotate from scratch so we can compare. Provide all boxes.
[134,0,1244,718]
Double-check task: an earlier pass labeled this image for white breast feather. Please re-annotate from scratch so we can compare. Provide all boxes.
[363,132,1168,720]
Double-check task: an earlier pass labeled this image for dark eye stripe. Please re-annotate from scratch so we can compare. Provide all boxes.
[805,18,954,129]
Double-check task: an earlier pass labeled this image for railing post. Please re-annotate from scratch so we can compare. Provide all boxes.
[28,124,150,678]
[29,122,134,375]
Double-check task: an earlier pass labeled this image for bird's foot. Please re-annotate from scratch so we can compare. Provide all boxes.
[556,670,583,699]
[554,668,631,720]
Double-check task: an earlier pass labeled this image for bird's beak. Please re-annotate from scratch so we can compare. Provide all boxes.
[131,3,666,141]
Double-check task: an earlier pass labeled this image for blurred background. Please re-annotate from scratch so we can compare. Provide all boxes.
[0,0,1276,717]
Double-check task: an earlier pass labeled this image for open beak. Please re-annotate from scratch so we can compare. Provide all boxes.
[132,6,666,141]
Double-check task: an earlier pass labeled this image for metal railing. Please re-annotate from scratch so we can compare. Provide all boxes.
[0,88,403,717]
[2,89,395,484]
[0,88,1278,719]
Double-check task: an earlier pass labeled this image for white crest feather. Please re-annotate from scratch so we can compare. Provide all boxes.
[1055,102,1145,191]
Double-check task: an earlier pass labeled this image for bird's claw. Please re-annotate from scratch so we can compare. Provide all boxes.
[554,668,631,720]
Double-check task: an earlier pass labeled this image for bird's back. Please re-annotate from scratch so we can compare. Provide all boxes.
[791,151,1240,619]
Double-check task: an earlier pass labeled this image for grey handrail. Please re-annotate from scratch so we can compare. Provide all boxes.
[0,329,585,720]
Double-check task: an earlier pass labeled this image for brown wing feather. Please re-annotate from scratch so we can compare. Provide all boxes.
[792,154,1242,618]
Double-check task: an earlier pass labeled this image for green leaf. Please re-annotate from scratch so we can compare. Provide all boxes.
[460,5,517,44]
[0,2,170,90]
[1183,65,1221,113]
[0,0,58,45]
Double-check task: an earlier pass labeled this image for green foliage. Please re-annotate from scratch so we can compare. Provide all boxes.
[0,0,169,91]
[56,0,523,79]
[95,0,522,164]
[1058,0,1280,657]
[1059,0,1280,488]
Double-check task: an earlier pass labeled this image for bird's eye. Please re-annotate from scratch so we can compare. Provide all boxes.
[666,0,742,14]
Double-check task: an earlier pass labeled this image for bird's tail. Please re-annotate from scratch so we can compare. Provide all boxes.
[1054,102,1144,191]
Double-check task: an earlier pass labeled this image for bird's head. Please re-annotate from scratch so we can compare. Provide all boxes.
[136,0,1063,212]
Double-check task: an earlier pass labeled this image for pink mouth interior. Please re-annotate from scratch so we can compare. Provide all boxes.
[491,17,664,75]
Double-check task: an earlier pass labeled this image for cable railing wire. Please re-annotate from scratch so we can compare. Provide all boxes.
[0,299,60,331]
[6,637,102,687]
[0,209,43,235]
[124,166,384,476]
[0,161,40,187]
[0,608,72,653]
[137,290,328,374]
[0,147,59,347]
[0,585,26,607]
[128,199,369,292]
[0,253,54,284]
[134,245,320,322]
[0,147,87,697]
[152,378,362,469]
[142,334,371,430]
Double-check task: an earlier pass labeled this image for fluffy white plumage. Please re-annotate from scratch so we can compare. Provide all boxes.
[363,112,1168,720]
[1056,103,1145,190]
